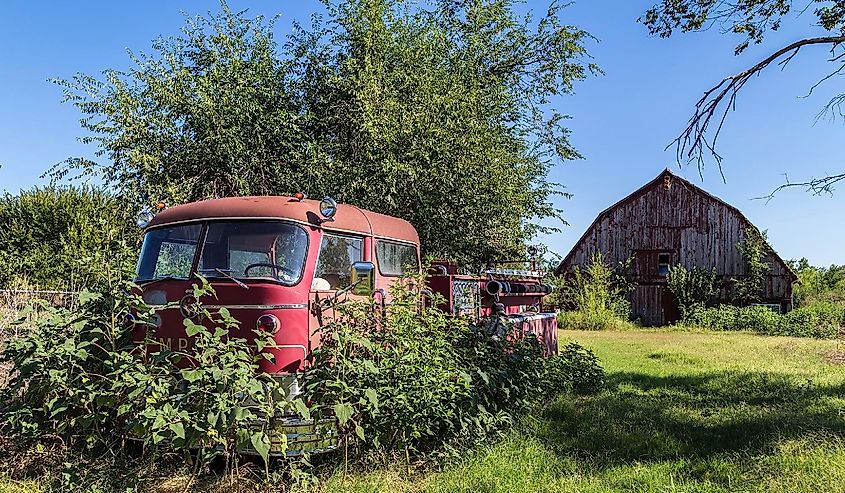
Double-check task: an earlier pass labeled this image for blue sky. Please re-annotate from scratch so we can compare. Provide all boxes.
[1,1,843,266]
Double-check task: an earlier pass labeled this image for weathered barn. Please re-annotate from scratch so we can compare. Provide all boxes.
[555,169,797,326]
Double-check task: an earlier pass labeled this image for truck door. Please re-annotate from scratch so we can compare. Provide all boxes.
[308,233,365,352]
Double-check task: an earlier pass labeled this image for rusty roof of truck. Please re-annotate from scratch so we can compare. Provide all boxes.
[147,196,420,244]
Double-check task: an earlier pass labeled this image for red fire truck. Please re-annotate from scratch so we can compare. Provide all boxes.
[133,194,557,455]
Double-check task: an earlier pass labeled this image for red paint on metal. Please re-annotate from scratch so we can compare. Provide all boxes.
[136,196,558,378]
[149,195,419,245]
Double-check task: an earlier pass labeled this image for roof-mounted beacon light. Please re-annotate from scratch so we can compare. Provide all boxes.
[136,208,155,229]
[294,192,306,202]
[319,196,338,221]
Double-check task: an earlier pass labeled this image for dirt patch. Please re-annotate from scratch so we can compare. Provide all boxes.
[821,349,845,365]
[775,340,799,352]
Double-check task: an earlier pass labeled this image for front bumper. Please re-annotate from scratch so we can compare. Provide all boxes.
[242,414,339,457]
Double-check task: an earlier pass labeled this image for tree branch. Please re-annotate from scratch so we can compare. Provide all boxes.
[672,35,845,176]
[754,172,845,202]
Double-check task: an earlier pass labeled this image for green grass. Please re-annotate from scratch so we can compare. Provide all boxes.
[3,329,845,492]
[321,330,845,493]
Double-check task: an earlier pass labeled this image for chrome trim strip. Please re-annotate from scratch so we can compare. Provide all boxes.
[207,304,308,310]
[271,344,308,359]
[145,216,316,230]
[150,303,307,310]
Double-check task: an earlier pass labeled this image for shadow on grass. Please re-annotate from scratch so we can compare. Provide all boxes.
[536,369,845,467]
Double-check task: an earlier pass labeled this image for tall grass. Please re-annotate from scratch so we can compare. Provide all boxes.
[557,252,634,331]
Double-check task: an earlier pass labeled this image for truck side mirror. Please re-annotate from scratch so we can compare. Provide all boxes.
[351,261,376,296]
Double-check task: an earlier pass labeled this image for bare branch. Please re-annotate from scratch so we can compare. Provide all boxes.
[754,172,845,202]
[816,93,845,123]
[802,61,845,98]
[671,35,845,175]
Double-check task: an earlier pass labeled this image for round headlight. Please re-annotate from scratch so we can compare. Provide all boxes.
[319,196,338,220]
[256,314,280,333]
[179,294,200,319]
[136,209,154,228]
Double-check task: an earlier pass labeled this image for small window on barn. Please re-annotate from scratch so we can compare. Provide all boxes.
[658,253,671,276]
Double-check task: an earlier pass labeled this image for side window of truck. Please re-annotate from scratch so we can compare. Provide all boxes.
[314,234,363,290]
[376,240,419,276]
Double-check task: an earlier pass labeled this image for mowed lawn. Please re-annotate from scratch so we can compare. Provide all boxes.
[3,329,845,493]
[323,329,845,493]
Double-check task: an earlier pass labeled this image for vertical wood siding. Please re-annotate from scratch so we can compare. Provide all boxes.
[557,170,796,325]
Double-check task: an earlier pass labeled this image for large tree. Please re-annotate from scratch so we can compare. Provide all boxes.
[642,1,845,193]
[54,0,596,267]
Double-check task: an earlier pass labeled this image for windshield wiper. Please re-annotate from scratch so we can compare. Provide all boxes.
[137,275,187,285]
[198,268,249,290]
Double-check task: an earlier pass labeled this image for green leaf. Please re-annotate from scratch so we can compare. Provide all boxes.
[293,399,311,421]
[477,369,490,385]
[362,360,379,374]
[364,388,379,410]
[78,290,101,304]
[355,425,365,441]
[184,319,204,337]
[250,431,270,462]
[332,403,354,426]
[170,422,185,440]
[181,368,203,383]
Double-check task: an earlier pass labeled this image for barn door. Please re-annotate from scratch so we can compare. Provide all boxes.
[661,288,680,325]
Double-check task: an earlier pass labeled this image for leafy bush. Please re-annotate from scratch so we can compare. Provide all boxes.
[777,302,844,339]
[302,277,605,460]
[667,264,716,319]
[790,257,845,308]
[687,305,779,333]
[544,342,606,395]
[557,252,633,330]
[734,228,769,305]
[0,278,296,470]
[686,302,844,339]
[0,186,138,290]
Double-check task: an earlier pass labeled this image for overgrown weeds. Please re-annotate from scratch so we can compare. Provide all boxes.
[556,252,633,331]
[302,275,604,463]
[684,302,845,339]
[0,277,299,489]
[0,275,604,490]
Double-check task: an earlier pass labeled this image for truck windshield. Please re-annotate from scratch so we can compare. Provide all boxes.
[136,221,309,285]
[136,224,202,281]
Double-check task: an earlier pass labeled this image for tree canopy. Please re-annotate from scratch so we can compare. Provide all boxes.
[54,0,597,267]
[641,1,845,192]
[0,186,138,290]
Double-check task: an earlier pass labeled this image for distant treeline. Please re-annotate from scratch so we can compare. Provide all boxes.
[0,186,138,291]
[789,258,845,308]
